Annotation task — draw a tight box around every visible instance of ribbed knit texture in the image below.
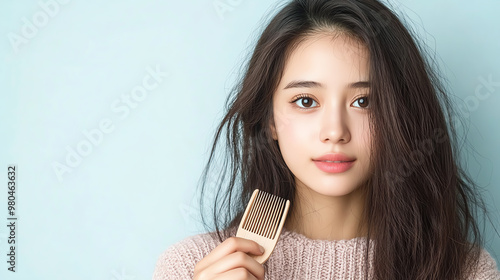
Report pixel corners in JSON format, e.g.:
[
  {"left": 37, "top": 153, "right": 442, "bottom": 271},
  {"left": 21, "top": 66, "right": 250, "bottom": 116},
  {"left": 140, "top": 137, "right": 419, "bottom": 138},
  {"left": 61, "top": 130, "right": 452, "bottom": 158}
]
[{"left": 152, "top": 227, "right": 500, "bottom": 279}]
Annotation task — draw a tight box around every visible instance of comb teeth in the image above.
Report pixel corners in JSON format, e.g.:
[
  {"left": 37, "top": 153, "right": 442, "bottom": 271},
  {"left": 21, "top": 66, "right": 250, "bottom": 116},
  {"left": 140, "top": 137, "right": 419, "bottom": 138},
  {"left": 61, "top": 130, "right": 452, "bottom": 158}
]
[{"left": 242, "top": 190, "right": 286, "bottom": 240}]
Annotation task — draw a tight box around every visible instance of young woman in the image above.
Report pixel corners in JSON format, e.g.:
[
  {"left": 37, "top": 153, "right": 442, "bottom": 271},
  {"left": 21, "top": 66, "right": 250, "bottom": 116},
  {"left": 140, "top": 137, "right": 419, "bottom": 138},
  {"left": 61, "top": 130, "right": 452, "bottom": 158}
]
[{"left": 153, "top": 0, "right": 500, "bottom": 279}]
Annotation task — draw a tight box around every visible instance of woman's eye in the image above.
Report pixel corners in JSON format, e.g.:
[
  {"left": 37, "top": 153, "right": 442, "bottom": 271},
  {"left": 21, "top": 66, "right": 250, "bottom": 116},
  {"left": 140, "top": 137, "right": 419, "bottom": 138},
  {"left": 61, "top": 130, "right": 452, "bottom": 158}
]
[
  {"left": 352, "top": 96, "right": 369, "bottom": 108},
  {"left": 293, "top": 97, "right": 318, "bottom": 109}
]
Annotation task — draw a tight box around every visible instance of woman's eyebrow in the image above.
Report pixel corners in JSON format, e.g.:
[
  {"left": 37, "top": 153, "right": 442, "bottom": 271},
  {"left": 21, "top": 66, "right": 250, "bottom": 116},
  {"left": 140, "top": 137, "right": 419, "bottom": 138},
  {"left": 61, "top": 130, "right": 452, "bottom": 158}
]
[
  {"left": 283, "top": 80, "right": 370, "bottom": 90},
  {"left": 283, "top": 80, "right": 323, "bottom": 90},
  {"left": 349, "top": 81, "right": 370, "bottom": 88}
]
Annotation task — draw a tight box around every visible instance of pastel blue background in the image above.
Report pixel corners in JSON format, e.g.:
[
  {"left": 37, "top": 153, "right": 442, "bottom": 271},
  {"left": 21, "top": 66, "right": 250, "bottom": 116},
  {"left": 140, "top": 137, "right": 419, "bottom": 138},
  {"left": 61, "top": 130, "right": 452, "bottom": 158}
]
[{"left": 0, "top": 0, "right": 498, "bottom": 279}]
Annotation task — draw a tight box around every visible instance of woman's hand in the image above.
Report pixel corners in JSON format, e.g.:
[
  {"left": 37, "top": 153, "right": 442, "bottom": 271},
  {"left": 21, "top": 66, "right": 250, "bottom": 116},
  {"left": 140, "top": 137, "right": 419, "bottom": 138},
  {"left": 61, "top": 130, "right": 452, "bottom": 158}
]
[{"left": 193, "top": 236, "right": 265, "bottom": 280}]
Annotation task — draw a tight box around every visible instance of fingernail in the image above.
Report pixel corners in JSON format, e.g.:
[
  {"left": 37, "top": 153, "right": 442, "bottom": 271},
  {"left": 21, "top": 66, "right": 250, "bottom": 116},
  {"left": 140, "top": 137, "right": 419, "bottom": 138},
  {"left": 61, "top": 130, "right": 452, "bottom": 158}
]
[{"left": 259, "top": 245, "right": 265, "bottom": 253}]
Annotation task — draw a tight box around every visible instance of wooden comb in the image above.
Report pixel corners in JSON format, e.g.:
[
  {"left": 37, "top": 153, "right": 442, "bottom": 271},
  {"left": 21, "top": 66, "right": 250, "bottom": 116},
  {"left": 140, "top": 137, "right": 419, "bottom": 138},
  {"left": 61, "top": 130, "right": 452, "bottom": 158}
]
[{"left": 236, "top": 189, "right": 290, "bottom": 264}]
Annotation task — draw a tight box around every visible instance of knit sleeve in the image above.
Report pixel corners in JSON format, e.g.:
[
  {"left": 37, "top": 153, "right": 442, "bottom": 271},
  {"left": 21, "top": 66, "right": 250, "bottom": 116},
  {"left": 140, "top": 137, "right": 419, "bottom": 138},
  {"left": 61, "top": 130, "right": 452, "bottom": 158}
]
[
  {"left": 151, "top": 234, "right": 220, "bottom": 280},
  {"left": 468, "top": 249, "right": 500, "bottom": 280}
]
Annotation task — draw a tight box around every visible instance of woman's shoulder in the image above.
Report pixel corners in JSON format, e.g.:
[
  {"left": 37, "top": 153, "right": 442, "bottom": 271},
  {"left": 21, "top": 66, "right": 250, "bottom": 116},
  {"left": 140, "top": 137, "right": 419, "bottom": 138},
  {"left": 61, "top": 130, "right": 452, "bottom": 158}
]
[
  {"left": 469, "top": 248, "right": 500, "bottom": 280},
  {"left": 152, "top": 228, "right": 236, "bottom": 280}
]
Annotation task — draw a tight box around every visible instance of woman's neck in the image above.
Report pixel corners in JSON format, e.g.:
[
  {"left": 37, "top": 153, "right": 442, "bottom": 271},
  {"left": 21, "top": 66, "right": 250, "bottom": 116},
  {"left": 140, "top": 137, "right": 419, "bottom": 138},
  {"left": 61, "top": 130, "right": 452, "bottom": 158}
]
[{"left": 284, "top": 184, "right": 367, "bottom": 241}]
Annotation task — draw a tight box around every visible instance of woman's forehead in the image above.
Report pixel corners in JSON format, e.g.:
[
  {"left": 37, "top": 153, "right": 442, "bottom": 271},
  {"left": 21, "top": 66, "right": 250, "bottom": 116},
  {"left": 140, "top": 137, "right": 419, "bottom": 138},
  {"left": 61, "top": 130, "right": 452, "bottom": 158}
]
[{"left": 278, "top": 34, "right": 370, "bottom": 89}]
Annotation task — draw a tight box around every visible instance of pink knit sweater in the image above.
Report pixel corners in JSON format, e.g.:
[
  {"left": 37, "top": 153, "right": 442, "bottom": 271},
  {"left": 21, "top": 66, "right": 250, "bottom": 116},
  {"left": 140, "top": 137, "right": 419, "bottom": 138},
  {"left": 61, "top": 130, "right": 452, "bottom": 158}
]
[{"left": 152, "top": 227, "right": 500, "bottom": 279}]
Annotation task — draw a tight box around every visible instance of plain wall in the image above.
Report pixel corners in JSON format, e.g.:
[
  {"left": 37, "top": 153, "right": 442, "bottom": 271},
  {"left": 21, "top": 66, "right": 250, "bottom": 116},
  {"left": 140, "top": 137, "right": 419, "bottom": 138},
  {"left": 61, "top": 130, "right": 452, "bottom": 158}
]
[{"left": 0, "top": 0, "right": 498, "bottom": 279}]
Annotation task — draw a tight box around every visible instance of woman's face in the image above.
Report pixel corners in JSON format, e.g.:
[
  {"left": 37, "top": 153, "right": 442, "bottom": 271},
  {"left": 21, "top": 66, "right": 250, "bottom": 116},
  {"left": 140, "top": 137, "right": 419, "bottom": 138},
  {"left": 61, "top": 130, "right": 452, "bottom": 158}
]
[{"left": 271, "top": 34, "right": 372, "bottom": 198}]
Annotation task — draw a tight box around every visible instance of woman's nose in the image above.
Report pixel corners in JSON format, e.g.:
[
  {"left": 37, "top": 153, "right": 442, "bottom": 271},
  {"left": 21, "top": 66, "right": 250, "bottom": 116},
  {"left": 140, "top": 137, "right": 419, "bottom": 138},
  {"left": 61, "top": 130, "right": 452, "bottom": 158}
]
[{"left": 319, "top": 105, "right": 351, "bottom": 144}]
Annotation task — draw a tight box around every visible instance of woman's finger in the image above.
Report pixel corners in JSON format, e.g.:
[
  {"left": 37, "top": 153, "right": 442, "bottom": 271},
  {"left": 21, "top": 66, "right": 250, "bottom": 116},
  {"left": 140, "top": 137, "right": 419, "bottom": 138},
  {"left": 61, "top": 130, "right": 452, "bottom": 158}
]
[
  {"left": 203, "top": 251, "right": 265, "bottom": 280},
  {"left": 195, "top": 237, "right": 264, "bottom": 274},
  {"left": 212, "top": 267, "right": 260, "bottom": 280}
]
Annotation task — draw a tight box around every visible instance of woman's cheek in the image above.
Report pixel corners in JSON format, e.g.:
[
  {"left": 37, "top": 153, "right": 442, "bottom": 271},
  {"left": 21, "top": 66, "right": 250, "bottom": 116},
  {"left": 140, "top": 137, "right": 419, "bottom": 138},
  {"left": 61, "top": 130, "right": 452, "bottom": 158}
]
[
  {"left": 360, "top": 118, "right": 372, "bottom": 147},
  {"left": 274, "top": 107, "right": 299, "bottom": 137},
  {"left": 278, "top": 112, "right": 315, "bottom": 139}
]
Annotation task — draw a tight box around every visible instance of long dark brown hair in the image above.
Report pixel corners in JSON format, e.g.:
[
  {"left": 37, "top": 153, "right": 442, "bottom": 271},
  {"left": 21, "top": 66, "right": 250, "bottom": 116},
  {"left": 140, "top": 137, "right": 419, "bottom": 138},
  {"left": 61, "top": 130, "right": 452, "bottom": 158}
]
[{"left": 196, "top": 0, "right": 496, "bottom": 279}]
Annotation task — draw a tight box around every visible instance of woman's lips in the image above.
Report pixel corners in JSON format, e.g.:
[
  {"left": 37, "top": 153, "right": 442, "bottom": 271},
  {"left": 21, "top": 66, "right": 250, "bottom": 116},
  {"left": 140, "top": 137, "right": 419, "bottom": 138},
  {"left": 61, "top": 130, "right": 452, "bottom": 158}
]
[
  {"left": 313, "top": 153, "right": 355, "bottom": 162},
  {"left": 313, "top": 160, "right": 355, "bottom": 173},
  {"left": 312, "top": 153, "right": 356, "bottom": 173}
]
